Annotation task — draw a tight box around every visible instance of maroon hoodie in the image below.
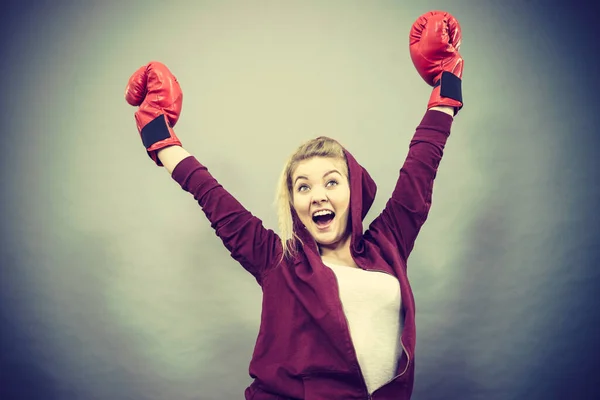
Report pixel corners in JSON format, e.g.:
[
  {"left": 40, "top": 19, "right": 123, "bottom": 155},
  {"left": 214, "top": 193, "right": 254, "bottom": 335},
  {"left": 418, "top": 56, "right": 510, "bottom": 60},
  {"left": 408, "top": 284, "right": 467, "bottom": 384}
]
[{"left": 171, "top": 110, "right": 453, "bottom": 399}]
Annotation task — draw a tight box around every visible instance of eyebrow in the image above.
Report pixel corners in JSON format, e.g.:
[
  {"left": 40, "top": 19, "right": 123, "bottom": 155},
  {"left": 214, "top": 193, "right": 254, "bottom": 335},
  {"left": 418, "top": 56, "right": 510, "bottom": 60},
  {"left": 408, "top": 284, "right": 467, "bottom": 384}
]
[{"left": 293, "top": 169, "right": 341, "bottom": 185}]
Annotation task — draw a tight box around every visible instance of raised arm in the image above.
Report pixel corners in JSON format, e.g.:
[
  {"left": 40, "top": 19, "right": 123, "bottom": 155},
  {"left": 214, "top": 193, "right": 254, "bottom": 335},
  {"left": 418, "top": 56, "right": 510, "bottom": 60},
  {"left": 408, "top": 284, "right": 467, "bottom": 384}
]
[
  {"left": 125, "top": 62, "right": 281, "bottom": 284},
  {"left": 157, "top": 145, "right": 191, "bottom": 174},
  {"left": 369, "top": 11, "right": 464, "bottom": 262},
  {"left": 371, "top": 108, "right": 453, "bottom": 261}
]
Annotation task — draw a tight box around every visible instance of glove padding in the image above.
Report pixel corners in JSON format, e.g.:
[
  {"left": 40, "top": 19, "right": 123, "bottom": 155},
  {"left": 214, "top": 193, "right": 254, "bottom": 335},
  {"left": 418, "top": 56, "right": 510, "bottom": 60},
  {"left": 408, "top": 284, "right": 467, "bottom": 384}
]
[
  {"left": 409, "top": 11, "right": 464, "bottom": 114},
  {"left": 125, "top": 61, "right": 183, "bottom": 166}
]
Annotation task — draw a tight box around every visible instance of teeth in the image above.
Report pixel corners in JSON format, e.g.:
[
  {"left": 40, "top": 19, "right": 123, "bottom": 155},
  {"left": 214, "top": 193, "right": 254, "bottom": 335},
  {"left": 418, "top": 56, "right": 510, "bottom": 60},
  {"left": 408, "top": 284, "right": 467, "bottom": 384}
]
[{"left": 313, "top": 210, "right": 333, "bottom": 217}]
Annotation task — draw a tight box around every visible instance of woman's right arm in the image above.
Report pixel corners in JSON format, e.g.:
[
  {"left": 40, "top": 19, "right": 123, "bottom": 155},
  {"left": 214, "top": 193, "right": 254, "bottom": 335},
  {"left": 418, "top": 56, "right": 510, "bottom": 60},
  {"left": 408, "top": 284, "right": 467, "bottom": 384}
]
[
  {"left": 159, "top": 145, "right": 283, "bottom": 285},
  {"left": 157, "top": 145, "right": 192, "bottom": 174},
  {"left": 125, "top": 62, "right": 281, "bottom": 284}
]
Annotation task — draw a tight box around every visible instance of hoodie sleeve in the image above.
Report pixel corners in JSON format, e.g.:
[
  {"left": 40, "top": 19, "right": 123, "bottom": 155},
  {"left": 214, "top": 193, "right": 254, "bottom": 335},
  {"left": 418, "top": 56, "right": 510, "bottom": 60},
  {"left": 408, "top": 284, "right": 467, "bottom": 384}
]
[
  {"left": 170, "top": 155, "right": 282, "bottom": 284},
  {"left": 372, "top": 109, "right": 453, "bottom": 262}
]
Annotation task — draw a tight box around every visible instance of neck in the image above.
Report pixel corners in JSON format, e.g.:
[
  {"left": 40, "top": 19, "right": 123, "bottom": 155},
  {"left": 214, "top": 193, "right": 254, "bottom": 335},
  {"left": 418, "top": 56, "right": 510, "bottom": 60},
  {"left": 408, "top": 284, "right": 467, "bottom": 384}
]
[{"left": 319, "top": 234, "right": 357, "bottom": 267}]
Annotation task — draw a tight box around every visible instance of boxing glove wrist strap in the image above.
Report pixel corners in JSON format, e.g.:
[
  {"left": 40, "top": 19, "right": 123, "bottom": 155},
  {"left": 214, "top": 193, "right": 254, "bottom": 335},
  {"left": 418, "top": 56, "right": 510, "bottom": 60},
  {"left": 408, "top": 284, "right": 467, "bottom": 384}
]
[
  {"left": 434, "top": 71, "right": 463, "bottom": 104},
  {"left": 141, "top": 115, "right": 172, "bottom": 149}
]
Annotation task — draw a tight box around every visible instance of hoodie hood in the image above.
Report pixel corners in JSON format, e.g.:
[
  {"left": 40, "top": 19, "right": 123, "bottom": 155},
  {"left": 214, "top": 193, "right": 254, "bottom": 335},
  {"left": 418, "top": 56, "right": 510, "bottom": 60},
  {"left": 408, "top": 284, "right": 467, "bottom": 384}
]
[{"left": 291, "top": 147, "right": 377, "bottom": 258}]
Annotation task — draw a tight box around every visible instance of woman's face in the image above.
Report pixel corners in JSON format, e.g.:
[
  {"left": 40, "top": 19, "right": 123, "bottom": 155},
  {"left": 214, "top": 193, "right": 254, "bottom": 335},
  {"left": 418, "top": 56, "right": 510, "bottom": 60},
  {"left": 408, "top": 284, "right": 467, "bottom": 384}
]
[{"left": 291, "top": 156, "right": 351, "bottom": 251}]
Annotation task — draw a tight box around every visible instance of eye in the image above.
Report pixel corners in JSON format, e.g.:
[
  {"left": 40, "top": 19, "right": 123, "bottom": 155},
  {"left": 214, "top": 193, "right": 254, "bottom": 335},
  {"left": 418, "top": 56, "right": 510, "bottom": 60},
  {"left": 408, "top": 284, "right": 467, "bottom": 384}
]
[
  {"left": 297, "top": 184, "right": 309, "bottom": 192},
  {"left": 326, "top": 179, "right": 338, "bottom": 187}
]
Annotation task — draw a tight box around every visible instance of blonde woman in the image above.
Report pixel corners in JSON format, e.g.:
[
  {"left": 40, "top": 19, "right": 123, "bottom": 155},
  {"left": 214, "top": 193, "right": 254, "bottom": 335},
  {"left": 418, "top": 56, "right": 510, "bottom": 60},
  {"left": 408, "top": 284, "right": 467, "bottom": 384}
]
[{"left": 125, "top": 10, "right": 464, "bottom": 400}]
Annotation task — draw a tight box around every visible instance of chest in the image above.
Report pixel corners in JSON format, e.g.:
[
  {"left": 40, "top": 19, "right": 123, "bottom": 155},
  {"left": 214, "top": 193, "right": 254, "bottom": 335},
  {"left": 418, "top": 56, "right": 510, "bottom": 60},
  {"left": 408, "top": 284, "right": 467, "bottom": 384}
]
[{"left": 325, "top": 263, "right": 401, "bottom": 316}]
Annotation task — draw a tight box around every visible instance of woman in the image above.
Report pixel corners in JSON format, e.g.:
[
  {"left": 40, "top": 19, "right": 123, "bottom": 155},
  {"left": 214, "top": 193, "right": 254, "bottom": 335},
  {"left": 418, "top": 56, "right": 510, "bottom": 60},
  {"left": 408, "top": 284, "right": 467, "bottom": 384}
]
[{"left": 125, "top": 10, "right": 463, "bottom": 400}]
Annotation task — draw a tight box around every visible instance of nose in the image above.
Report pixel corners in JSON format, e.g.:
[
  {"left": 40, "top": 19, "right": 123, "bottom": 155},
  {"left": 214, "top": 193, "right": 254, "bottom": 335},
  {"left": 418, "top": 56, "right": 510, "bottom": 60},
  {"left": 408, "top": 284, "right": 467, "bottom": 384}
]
[{"left": 311, "top": 186, "right": 328, "bottom": 204}]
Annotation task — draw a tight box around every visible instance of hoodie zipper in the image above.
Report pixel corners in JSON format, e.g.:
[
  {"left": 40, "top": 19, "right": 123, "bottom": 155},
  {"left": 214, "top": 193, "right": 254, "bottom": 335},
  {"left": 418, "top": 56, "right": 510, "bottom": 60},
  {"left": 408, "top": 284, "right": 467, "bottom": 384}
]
[
  {"left": 327, "top": 266, "right": 412, "bottom": 399},
  {"left": 329, "top": 265, "right": 412, "bottom": 399},
  {"left": 364, "top": 267, "right": 412, "bottom": 399},
  {"left": 327, "top": 269, "right": 371, "bottom": 399},
  {"left": 362, "top": 268, "right": 412, "bottom": 376}
]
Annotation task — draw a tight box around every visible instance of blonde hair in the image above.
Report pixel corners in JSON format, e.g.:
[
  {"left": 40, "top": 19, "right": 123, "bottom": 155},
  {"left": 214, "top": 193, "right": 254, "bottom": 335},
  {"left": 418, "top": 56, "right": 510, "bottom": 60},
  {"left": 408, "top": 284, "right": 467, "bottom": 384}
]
[{"left": 275, "top": 136, "right": 348, "bottom": 260}]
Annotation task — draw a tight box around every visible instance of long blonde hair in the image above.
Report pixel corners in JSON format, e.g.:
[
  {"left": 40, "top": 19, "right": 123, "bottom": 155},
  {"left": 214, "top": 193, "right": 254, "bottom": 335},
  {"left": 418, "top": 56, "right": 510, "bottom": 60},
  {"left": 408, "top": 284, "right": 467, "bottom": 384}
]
[{"left": 275, "top": 136, "right": 348, "bottom": 260}]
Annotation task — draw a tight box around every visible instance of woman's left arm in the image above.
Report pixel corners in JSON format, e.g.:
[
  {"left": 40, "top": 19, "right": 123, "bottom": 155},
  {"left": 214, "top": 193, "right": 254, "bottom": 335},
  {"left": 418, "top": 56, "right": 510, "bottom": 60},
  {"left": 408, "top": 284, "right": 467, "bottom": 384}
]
[
  {"left": 370, "top": 106, "right": 453, "bottom": 261},
  {"left": 368, "top": 10, "right": 464, "bottom": 263}
]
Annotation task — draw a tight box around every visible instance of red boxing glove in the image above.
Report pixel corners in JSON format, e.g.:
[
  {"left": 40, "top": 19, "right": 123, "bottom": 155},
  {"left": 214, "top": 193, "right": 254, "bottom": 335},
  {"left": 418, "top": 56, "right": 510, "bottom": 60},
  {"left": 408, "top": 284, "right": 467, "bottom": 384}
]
[
  {"left": 409, "top": 11, "right": 464, "bottom": 114},
  {"left": 125, "top": 62, "right": 183, "bottom": 166}
]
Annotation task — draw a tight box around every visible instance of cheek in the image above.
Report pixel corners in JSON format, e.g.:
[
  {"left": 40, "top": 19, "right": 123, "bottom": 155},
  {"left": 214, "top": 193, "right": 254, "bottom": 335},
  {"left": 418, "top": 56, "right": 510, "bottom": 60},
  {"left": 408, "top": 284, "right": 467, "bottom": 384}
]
[
  {"left": 337, "top": 196, "right": 351, "bottom": 222},
  {"left": 292, "top": 196, "right": 308, "bottom": 215},
  {"left": 333, "top": 189, "right": 351, "bottom": 210}
]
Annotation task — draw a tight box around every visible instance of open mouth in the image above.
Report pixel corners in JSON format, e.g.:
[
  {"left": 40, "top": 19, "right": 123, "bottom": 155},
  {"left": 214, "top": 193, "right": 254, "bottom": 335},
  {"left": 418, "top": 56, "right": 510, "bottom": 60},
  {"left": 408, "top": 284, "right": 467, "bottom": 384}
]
[{"left": 312, "top": 210, "right": 335, "bottom": 228}]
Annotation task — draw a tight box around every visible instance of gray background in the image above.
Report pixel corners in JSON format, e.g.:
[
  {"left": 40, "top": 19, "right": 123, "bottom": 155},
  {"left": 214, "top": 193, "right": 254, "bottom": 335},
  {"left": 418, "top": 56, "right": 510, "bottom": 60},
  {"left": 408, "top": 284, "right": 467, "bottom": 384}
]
[{"left": 1, "top": 0, "right": 599, "bottom": 399}]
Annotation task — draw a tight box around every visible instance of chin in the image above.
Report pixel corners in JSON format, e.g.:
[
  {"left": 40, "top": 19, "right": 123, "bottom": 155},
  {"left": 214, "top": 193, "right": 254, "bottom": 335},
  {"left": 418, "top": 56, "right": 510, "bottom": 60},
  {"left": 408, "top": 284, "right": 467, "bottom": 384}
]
[{"left": 313, "top": 233, "right": 341, "bottom": 247}]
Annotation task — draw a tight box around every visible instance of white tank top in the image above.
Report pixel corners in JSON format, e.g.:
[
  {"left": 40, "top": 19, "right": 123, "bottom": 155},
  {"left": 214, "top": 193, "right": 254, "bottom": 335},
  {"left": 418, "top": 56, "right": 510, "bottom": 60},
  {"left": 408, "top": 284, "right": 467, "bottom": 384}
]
[{"left": 324, "top": 261, "right": 404, "bottom": 394}]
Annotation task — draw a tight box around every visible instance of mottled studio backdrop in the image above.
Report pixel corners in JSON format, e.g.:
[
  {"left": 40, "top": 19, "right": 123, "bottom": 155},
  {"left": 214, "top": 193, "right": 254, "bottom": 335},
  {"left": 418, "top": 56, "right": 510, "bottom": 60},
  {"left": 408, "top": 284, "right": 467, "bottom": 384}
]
[{"left": 1, "top": 0, "right": 599, "bottom": 399}]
